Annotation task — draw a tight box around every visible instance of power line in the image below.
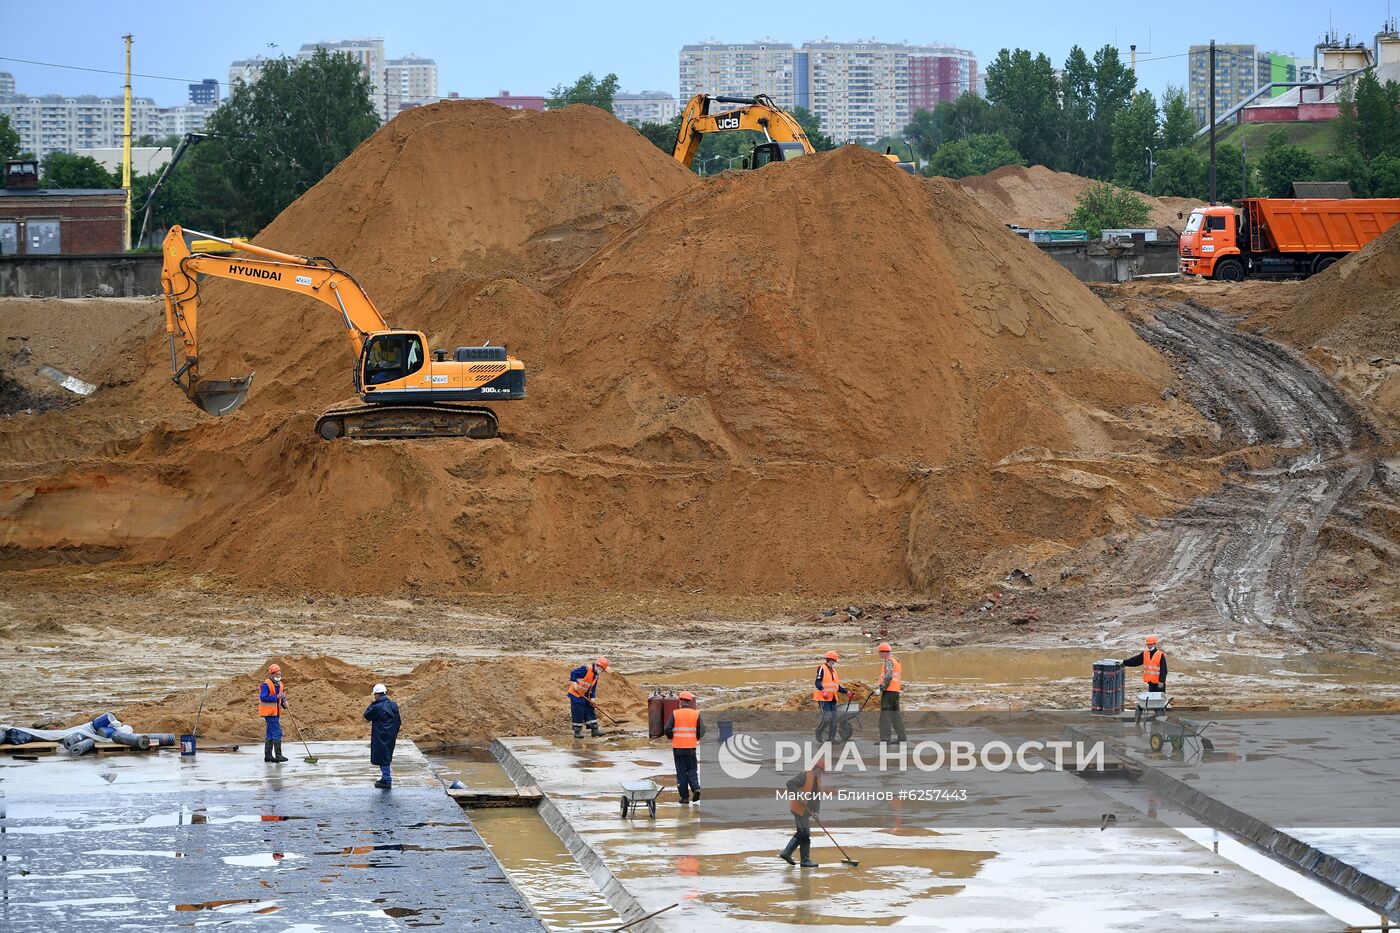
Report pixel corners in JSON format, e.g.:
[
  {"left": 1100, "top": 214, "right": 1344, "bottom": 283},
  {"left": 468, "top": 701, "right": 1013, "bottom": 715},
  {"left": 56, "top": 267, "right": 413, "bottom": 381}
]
[{"left": 0, "top": 55, "right": 212, "bottom": 87}]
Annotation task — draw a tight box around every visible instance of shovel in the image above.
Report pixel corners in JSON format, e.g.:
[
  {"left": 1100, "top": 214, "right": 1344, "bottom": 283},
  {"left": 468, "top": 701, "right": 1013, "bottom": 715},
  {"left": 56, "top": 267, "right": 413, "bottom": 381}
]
[
  {"left": 813, "top": 813, "right": 860, "bottom": 867},
  {"left": 284, "top": 707, "right": 318, "bottom": 765}
]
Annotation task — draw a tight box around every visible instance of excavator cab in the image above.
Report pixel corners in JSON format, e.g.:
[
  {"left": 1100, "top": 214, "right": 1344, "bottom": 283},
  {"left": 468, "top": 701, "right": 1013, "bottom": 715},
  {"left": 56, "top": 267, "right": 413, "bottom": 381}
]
[{"left": 746, "top": 141, "right": 810, "bottom": 170}]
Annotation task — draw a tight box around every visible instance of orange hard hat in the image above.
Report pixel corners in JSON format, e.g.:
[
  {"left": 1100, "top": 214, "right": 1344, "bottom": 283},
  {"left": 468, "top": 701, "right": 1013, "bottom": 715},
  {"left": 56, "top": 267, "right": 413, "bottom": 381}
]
[
  {"left": 678, "top": 691, "right": 694, "bottom": 701},
  {"left": 268, "top": 663, "right": 281, "bottom": 674},
  {"left": 824, "top": 650, "right": 839, "bottom": 662},
  {"left": 877, "top": 642, "right": 891, "bottom": 652},
  {"left": 1145, "top": 635, "right": 1159, "bottom": 646},
  {"left": 596, "top": 657, "right": 610, "bottom": 669}
]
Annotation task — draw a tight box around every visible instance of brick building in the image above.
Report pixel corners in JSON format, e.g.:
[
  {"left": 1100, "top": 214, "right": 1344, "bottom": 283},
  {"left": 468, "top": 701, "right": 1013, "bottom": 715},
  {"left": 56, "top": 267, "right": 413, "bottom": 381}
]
[{"left": 0, "top": 161, "right": 126, "bottom": 256}]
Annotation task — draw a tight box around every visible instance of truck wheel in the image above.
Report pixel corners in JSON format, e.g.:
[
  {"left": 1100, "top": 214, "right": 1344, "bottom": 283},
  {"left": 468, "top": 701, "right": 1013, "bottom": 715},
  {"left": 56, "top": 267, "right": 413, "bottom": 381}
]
[
  {"left": 1212, "top": 259, "right": 1245, "bottom": 282},
  {"left": 1312, "top": 255, "right": 1338, "bottom": 275}
]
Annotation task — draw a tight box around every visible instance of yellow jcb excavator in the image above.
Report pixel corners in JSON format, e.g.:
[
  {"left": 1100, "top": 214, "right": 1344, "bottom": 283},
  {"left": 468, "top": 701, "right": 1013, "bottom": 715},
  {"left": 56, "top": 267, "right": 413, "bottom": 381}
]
[
  {"left": 672, "top": 94, "right": 916, "bottom": 173},
  {"left": 160, "top": 225, "right": 525, "bottom": 440}
]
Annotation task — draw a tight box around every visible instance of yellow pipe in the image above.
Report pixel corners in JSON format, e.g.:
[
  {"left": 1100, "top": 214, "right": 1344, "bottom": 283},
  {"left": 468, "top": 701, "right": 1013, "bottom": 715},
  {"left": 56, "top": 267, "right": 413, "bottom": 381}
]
[{"left": 122, "top": 34, "right": 133, "bottom": 250}]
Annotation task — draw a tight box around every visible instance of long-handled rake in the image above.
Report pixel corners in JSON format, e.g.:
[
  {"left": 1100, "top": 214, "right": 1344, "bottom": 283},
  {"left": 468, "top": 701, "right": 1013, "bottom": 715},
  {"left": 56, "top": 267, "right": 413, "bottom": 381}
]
[
  {"left": 284, "top": 707, "right": 319, "bottom": 764},
  {"left": 813, "top": 813, "right": 860, "bottom": 867}
]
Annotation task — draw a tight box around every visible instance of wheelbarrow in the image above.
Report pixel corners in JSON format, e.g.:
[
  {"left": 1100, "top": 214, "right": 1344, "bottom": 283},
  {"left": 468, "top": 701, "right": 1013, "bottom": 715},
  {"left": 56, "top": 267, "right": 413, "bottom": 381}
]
[
  {"left": 1148, "top": 717, "right": 1217, "bottom": 755},
  {"left": 814, "top": 691, "right": 877, "bottom": 743},
  {"left": 619, "top": 779, "right": 666, "bottom": 818}
]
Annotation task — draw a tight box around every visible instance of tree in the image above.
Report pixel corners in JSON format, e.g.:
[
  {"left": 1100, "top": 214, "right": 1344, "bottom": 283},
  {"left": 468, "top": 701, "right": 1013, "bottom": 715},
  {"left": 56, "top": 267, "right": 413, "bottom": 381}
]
[
  {"left": 40, "top": 152, "right": 117, "bottom": 189},
  {"left": 1347, "top": 69, "right": 1400, "bottom": 160},
  {"left": 790, "top": 105, "right": 835, "bottom": 151},
  {"left": 1368, "top": 153, "right": 1400, "bottom": 196},
  {"left": 925, "top": 132, "right": 1024, "bottom": 178},
  {"left": 0, "top": 114, "right": 19, "bottom": 162},
  {"left": 1213, "top": 142, "right": 1249, "bottom": 202},
  {"left": 548, "top": 73, "right": 620, "bottom": 113},
  {"left": 203, "top": 49, "right": 379, "bottom": 233},
  {"left": 1257, "top": 128, "right": 1318, "bottom": 197},
  {"left": 1148, "top": 148, "right": 1206, "bottom": 198},
  {"left": 1058, "top": 45, "right": 1095, "bottom": 175},
  {"left": 1160, "top": 85, "right": 1196, "bottom": 149},
  {"left": 985, "top": 48, "right": 1061, "bottom": 168},
  {"left": 1088, "top": 45, "right": 1136, "bottom": 171},
  {"left": 1066, "top": 183, "right": 1151, "bottom": 237},
  {"left": 903, "top": 108, "right": 940, "bottom": 160},
  {"left": 632, "top": 117, "right": 680, "bottom": 153},
  {"left": 935, "top": 93, "right": 995, "bottom": 144},
  {"left": 1112, "top": 90, "right": 1160, "bottom": 190}
]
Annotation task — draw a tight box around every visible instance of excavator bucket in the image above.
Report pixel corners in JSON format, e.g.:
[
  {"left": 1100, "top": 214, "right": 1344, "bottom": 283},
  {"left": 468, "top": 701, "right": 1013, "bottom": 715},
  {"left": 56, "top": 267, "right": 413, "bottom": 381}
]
[{"left": 192, "top": 374, "right": 255, "bottom": 417}]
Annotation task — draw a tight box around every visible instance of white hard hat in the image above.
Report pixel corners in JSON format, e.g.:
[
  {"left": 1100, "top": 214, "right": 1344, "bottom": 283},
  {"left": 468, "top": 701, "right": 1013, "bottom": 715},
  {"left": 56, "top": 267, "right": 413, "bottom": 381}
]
[{"left": 372, "top": 683, "right": 387, "bottom": 694}]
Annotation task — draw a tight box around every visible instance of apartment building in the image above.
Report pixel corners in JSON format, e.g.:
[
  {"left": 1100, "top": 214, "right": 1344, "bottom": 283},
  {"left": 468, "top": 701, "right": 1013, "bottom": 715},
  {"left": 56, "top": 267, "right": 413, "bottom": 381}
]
[
  {"left": 385, "top": 55, "right": 439, "bottom": 115},
  {"left": 679, "top": 41, "right": 801, "bottom": 109},
  {"left": 0, "top": 94, "right": 160, "bottom": 160},
  {"left": 298, "top": 39, "right": 387, "bottom": 117},
  {"left": 908, "top": 48, "right": 978, "bottom": 110},
  {"left": 228, "top": 57, "right": 271, "bottom": 90},
  {"left": 614, "top": 91, "right": 679, "bottom": 124},
  {"left": 1188, "top": 43, "right": 1272, "bottom": 124}
]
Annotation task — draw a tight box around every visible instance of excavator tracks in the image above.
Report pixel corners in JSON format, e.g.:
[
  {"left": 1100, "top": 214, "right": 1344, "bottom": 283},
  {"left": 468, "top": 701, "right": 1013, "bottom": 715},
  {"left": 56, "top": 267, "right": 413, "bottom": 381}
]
[{"left": 315, "top": 403, "right": 499, "bottom": 441}]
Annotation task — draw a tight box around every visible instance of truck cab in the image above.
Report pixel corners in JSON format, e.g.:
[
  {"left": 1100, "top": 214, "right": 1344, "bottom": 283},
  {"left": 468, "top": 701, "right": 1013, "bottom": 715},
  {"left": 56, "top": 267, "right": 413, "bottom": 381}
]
[{"left": 1178, "top": 206, "right": 1243, "bottom": 279}]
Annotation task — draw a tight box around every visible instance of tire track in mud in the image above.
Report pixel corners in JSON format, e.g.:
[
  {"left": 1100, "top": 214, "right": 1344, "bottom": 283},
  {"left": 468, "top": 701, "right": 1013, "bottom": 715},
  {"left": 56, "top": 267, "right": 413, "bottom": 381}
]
[{"left": 1115, "top": 301, "right": 1377, "bottom": 638}]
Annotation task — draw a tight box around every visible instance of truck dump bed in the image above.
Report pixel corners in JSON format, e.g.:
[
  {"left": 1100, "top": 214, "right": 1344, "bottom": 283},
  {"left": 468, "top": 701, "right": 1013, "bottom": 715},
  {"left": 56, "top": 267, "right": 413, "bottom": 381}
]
[{"left": 1246, "top": 198, "right": 1400, "bottom": 254}]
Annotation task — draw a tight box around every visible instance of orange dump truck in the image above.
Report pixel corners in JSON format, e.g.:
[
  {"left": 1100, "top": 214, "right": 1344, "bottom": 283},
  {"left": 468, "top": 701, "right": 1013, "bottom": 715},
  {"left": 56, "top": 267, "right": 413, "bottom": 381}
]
[{"left": 1178, "top": 198, "right": 1400, "bottom": 280}]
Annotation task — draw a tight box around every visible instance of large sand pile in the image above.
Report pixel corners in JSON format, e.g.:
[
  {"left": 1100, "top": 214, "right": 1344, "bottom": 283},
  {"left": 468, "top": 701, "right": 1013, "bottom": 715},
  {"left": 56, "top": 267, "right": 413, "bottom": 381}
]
[
  {"left": 105, "top": 656, "right": 651, "bottom": 744},
  {"left": 960, "top": 164, "right": 1200, "bottom": 231},
  {"left": 1, "top": 108, "right": 1215, "bottom": 598}
]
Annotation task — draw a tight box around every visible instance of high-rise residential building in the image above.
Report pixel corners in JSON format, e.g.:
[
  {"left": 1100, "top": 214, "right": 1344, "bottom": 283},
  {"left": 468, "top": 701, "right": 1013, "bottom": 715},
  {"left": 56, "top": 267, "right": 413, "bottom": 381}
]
[
  {"left": 158, "top": 103, "right": 218, "bottom": 136},
  {"left": 0, "top": 94, "right": 160, "bottom": 159},
  {"left": 908, "top": 48, "right": 978, "bottom": 111},
  {"left": 0, "top": 73, "right": 15, "bottom": 97},
  {"left": 228, "top": 57, "right": 270, "bottom": 90},
  {"left": 805, "top": 41, "right": 928, "bottom": 143},
  {"left": 613, "top": 91, "right": 679, "bottom": 125},
  {"left": 384, "top": 55, "right": 439, "bottom": 115},
  {"left": 1188, "top": 43, "right": 1272, "bottom": 124},
  {"left": 298, "top": 38, "right": 387, "bottom": 117},
  {"left": 679, "top": 41, "right": 800, "bottom": 109},
  {"left": 188, "top": 78, "right": 220, "bottom": 105}
]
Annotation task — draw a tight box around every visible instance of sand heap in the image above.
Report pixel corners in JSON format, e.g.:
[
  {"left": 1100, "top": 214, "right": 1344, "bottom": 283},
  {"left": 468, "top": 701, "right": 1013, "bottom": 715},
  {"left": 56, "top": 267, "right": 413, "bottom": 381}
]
[
  {"left": 959, "top": 164, "right": 1200, "bottom": 231},
  {"left": 1, "top": 116, "right": 1216, "bottom": 597},
  {"left": 109, "top": 656, "right": 651, "bottom": 744}
]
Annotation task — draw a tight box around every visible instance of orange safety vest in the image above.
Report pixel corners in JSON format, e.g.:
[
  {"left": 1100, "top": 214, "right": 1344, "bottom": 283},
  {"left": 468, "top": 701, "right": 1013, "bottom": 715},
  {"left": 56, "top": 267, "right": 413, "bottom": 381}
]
[
  {"left": 671, "top": 707, "right": 699, "bottom": 749},
  {"left": 1142, "top": 649, "right": 1163, "bottom": 684},
  {"left": 812, "top": 663, "right": 840, "bottom": 702},
  {"left": 881, "top": 656, "right": 902, "bottom": 693},
  {"left": 568, "top": 665, "right": 599, "bottom": 699},
  {"left": 790, "top": 769, "right": 820, "bottom": 816},
  {"left": 259, "top": 679, "right": 283, "bottom": 717}
]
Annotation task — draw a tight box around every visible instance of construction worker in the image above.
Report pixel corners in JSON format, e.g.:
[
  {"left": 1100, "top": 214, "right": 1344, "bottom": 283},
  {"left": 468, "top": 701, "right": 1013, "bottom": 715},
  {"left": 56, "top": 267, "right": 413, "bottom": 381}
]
[
  {"left": 567, "top": 657, "right": 610, "bottom": 738},
  {"left": 259, "top": 663, "right": 288, "bottom": 763},
  {"left": 664, "top": 691, "right": 706, "bottom": 804},
  {"left": 813, "top": 651, "right": 848, "bottom": 743},
  {"left": 779, "top": 758, "right": 824, "bottom": 867},
  {"left": 876, "top": 642, "right": 907, "bottom": 745},
  {"left": 364, "top": 683, "right": 401, "bottom": 790},
  {"left": 1123, "top": 635, "right": 1168, "bottom": 693}
]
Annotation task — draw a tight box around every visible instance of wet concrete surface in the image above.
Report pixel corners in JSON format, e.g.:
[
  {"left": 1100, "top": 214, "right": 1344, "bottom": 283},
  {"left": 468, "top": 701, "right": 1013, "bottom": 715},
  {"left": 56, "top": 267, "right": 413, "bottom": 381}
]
[
  {"left": 494, "top": 735, "right": 1340, "bottom": 931},
  {"left": 0, "top": 742, "right": 543, "bottom": 930}
]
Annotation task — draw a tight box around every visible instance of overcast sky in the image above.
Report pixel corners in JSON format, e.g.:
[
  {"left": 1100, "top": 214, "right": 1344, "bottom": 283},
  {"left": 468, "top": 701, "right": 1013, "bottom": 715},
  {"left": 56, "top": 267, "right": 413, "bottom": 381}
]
[{"left": 2, "top": 0, "right": 1385, "bottom": 107}]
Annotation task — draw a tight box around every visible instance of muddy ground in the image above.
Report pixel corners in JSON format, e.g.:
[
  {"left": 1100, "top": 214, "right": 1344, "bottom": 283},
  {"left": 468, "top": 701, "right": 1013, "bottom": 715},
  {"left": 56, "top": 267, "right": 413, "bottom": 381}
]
[{"left": 4, "top": 281, "right": 1398, "bottom": 736}]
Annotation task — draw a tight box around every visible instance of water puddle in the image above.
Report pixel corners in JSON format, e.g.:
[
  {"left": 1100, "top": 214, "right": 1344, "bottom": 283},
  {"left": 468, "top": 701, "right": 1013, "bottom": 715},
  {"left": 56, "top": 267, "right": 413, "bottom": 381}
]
[
  {"left": 221, "top": 852, "right": 303, "bottom": 868},
  {"left": 174, "top": 898, "right": 280, "bottom": 913}
]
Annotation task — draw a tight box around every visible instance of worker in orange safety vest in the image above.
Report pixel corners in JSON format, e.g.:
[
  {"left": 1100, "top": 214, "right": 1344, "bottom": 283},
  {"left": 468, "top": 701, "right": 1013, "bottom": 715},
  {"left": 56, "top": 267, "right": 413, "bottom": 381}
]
[
  {"left": 664, "top": 691, "right": 706, "bottom": 804},
  {"left": 1123, "top": 635, "right": 1168, "bottom": 693},
  {"left": 778, "top": 757, "right": 825, "bottom": 867},
  {"left": 567, "top": 657, "right": 609, "bottom": 738},
  {"left": 259, "top": 663, "right": 288, "bottom": 763},
  {"left": 876, "top": 642, "right": 907, "bottom": 746},
  {"left": 813, "top": 650, "right": 848, "bottom": 743}
]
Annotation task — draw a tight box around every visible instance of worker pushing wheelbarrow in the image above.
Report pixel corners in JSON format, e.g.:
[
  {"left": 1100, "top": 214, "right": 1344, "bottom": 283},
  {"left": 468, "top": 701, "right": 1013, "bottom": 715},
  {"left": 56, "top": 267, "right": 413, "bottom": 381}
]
[{"left": 812, "top": 651, "right": 875, "bottom": 743}]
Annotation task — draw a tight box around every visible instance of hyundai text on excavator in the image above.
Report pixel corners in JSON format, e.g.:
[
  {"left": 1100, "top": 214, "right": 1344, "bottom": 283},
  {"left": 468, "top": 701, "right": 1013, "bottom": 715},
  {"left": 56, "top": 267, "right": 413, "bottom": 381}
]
[
  {"left": 160, "top": 225, "right": 525, "bottom": 440},
  {"left": 672, "top": 93, "right": 916, "bottom": 173}
]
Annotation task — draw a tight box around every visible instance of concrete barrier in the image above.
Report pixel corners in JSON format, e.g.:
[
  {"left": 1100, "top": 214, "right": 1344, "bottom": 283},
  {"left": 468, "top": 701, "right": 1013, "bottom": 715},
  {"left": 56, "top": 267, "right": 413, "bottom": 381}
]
[
  {"left": 0, "top": 254, "right": 163, "bottom": 298},
  {"left": 1035, "top": 240, "right": 1180, "bottom": 283}
]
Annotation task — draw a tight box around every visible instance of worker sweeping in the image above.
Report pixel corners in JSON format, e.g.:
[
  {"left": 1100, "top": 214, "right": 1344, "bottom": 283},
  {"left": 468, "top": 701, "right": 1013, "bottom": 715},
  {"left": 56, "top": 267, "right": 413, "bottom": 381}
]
[
  {"left": 813, "top": 651, "right": 847, "bottom": 743},
  {"left": 568, "top": 657, "right": 609, "bottom": 738},
  {"left": 876, "top": 642, "right": 907, "bottom": 746},
  {"left": 779, "top": 758, "right": 824, "bottom": 867},
  {"left": 259, "top": 663, "right": 288, "bottom": 764},
  {"left": 1123, "top": 635, "right": 1168, "bottom": 693},
  {"left": 364, "top": 683, "right": 401, "bottom": 789},
  {"left": 664, "top": 691, "right": 706, "bottom": 804}
]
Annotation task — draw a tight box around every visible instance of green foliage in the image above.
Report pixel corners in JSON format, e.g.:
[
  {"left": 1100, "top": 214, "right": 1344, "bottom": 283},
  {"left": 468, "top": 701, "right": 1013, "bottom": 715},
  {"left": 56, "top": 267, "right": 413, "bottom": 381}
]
[
  {"left": 1066, "top": 183, "right": 1151, "bottom": 238},
  {"left": 1160, "top": 85, "right": 1196, "bottom": 149},
  {"left": 1057, "top": 45, "right": 1136, "bottom": 178},
  {"left": 1347, "top": 69, "right": 1400, "bottom": 160},
  {"left": 925, "top": 132, "right": 1024, "bottom": 178},
  {"left": 548, "top": 73, "right": 620, "bottom": 113},
  {"left": 0, "top": 114, "right": 20, "bottom": 162},
  {"left": 205, "top": 49, "right": 379, "bottom": 233},
  {"left": 1257, "top": 128, "right": 1319, "bottom": 197},
  {"left": 903, "top": 108, "right": 940, "bottom": 160},
  {"left": 790, "top": 106, "right": 835, "bottom": 151},
  {"left": 1211, "top": 143, "right": 1250, "bottom": 201},
  {"left": 40, "top": 152, "right": 118, "bottom": 189},
  {"left": 1367, "top": 153, "right": 1400, "bottom": 196},
  {"left": 1111, "top": 91, "right": 1160, "bottom": 190},
  {"left": 984, "top": 48, "right": 1061, "bottom": 168},
  {"left": 632, "top": 117, "right": 680, "bottom": 153},
  {"left": 1148, "top": 148, "right": 1206, "bottom": 198}
]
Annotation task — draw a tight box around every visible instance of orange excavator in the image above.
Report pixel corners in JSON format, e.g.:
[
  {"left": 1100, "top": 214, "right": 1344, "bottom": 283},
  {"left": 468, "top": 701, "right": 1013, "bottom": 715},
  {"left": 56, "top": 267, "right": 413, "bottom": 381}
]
[
  {"left": 672, "top": 94, "right": 916, "bottom": 173},
  {"left": 160, "top": 225, "right": 525, "bottom": 440}
]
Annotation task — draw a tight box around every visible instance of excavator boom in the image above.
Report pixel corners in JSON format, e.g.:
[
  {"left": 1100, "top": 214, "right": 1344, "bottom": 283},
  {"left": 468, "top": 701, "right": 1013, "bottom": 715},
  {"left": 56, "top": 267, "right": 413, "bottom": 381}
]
[{"left": 672, "top": 94, "right": 813, "bottom": 169}]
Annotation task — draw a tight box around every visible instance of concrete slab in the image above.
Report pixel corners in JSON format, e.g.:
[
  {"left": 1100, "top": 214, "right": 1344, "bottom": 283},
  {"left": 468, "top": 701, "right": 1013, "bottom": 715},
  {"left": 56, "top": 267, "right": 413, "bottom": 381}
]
[
  {"left": 494, "top": 735, "right": 1340, "bottom": 932},
  {"left": 1071, "top": 713, "right": 1400, "bottom": 915},
  {"left": 0, "top": 741, "right": 544, "bottom": 929}
]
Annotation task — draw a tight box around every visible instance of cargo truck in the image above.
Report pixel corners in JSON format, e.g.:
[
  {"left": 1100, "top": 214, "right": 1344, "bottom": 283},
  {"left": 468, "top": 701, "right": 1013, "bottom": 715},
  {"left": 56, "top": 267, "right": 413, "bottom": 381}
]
[{"left": 1178, "top": 197, "right": 1400, "bottom": 280}]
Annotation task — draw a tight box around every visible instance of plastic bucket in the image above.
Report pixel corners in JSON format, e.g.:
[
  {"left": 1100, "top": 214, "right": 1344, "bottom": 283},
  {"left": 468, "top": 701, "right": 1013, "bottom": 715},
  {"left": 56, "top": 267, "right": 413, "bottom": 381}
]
[
  {"left": 180, "top": 733, "right": 197, "bottom": 756},
  {"left": 718, "top": 720, "right": 734, "bottom": 743}
]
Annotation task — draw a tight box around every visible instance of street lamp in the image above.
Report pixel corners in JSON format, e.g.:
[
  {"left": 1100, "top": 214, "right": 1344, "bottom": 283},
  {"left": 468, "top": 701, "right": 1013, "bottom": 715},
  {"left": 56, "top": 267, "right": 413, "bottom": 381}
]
[
  {"left": 699, "top": 155, "right": 726, "bottom": 176},
  {"left": 1145, "top": 146, "right": 1156, "bottom": 184}
]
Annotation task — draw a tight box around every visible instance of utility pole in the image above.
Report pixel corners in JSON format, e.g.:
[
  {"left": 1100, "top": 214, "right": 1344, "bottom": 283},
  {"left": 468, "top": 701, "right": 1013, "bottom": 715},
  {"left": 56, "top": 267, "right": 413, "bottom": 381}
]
[
  {"left": 122, "top": 34, "right": 133, "bottom": 251},
  {"left": 1241, "top": 138, "right": 1248, "bottom": 198},
  {"left": 1208, "top": 39, "right": 1217, "bottom": 205},
  {"left": 1130, "top": 44, "right": 1137, "bottom": 71}
]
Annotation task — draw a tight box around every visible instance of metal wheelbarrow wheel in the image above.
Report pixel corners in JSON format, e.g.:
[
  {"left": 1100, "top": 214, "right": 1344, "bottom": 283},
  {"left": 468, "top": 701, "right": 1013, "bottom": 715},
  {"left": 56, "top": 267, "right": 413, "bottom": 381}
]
[{"left": 1149, "top": 732, "right": 1165, "bottom": 752}]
